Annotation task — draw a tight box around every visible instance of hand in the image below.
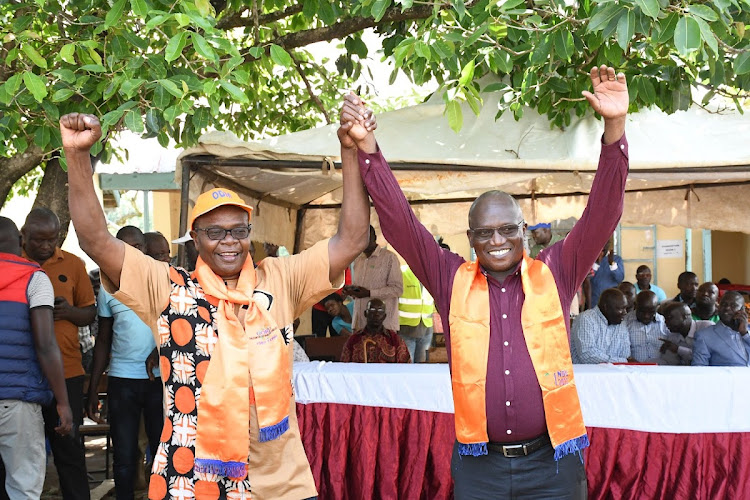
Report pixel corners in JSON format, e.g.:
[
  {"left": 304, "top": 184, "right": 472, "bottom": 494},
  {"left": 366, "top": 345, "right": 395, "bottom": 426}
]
[
  {"left": 55, "top": 403, "right": 73, "bottom": 436},
  {"left": 659, "top": 338, "right": 678, "bottom": 354},
  {"left": 53, "top": 296, "right": 72, "bottom": 322},
  {"left": 86, "top": 394, "right": 105, "bottom": 424},
  {"left": 734, "top": 308, "right": 748, "bottom": 335},
  {"left": 145, "top": 348, "right": 159, "bottom": 382},
  {"left": 263, "top": 242, "right": 279, "bottom": 257},
  {"left": 608, "top": 248, "right": 615, "bottom": 266},
  {"left": 581, "top": 65, "right": 628, "bottom": 120},
  {"left": 627, "top": 356, "right": 637, "bottom": 363},
  {"left": 338, "top": 92, "right": 377, "bottom": 152},
  {"left": 60, "top": 113, "right": 102, "bottom": 153},
  {"left": 343, "top": 285, "right": 369, "bottom": 298}
]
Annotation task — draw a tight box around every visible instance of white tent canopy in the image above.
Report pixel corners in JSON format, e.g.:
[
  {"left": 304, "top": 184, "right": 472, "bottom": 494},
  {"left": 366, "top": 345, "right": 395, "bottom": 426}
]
[{"left": 177, "top": 91, "right": 750, "bottom": 252}]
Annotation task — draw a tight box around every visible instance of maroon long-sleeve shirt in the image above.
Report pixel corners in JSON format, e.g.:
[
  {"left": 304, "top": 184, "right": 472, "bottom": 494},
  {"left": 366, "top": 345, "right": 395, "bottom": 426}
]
[{"left": 358, "top": 135, "right": 629, "bottom": 442}]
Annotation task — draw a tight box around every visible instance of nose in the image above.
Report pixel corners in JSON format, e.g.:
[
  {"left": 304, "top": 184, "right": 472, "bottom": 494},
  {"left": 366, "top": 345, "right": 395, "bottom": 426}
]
[{"left": 489, "top": 229, "right": 507, "bottom": 245}]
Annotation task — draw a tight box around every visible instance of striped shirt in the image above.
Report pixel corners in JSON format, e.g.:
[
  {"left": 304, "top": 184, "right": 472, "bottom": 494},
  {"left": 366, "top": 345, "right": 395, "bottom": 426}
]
[
  {"left": 625, "top": 310, "right": 669, "bottom": 362},
  {"left": 351, "top": 246, "right": 403, "bottom": 332},
  {"left": 571, "top": 307, "right": 630, "bottom": 364}
]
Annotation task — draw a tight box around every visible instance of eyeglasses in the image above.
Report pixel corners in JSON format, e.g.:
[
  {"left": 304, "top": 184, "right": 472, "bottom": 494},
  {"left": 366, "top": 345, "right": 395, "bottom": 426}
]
[
  {"left": 469, "top": 221, "right": 524, "bottom": 241},
  {"left": 194, "top": 225, "right": 252, "bottom": 241}
]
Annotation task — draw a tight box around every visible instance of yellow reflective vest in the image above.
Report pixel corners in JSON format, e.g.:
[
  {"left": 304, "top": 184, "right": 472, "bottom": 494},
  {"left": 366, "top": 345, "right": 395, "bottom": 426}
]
[{"left": 398, "top": 265, "right": 434, "bottom": 327}]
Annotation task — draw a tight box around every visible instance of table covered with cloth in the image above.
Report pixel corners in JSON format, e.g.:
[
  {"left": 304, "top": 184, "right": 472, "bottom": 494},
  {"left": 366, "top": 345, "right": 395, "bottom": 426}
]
[{"left": 292, "top": 362, "right": 750, "bottom": 500}]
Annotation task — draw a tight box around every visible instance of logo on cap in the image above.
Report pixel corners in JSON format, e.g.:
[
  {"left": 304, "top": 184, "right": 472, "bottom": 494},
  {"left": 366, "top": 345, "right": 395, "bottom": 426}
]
[{"left": 212, "top": 190, "right": 233, "bottom": 200}]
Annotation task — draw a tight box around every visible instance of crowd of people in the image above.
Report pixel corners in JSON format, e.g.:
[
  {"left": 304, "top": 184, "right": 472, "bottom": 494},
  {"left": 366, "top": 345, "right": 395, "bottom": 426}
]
[{"left": 0, "top": 65, "right": 747, "bottom": 500}]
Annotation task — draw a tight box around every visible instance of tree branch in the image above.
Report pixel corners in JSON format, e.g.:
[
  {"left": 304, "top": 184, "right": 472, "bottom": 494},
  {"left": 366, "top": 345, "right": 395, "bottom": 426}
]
[
  {"left": 0, "top": 144, "right": 44, "bottom": 210},
  {"left": 291, "top": 54, "right": 332, "bottom": 124},
  {"left": 216, "top": 3, "right": 304, "bottom": 30}
]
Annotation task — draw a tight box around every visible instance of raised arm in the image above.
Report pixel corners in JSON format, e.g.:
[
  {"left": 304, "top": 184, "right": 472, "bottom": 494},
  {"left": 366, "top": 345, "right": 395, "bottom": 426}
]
[
  {"left": 327, "top": 93, "right": 372, "bottom": 283},
  {"left": 61, "top": 114, "right": 125, "bottom": 287}
]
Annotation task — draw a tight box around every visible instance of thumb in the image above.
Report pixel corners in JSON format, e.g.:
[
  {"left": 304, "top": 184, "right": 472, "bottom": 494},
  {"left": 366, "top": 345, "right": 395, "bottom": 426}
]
[{"left": 581, "top": 91, "right": 600, "bottom": 112}]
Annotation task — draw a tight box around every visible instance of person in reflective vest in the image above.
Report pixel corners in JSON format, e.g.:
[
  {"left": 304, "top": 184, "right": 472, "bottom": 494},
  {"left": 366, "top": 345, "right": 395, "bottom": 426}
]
[{"left": 398, "top": 264, "right": 435, "bottom": 362}]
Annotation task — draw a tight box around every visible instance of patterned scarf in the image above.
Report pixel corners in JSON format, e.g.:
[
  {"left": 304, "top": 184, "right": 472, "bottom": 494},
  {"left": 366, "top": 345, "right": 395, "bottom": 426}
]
[
  {"left": 448, "top": 253, "right": 588, "bottom": 459},
  {"left": 193, "top": 255, "right": 291, "bottom": 479}
]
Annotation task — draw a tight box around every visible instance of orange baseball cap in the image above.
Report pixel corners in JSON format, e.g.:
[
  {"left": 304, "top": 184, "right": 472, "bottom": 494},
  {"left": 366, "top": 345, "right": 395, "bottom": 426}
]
[{"left": 189, "top": 188, "right": 253, "bottom": 229}]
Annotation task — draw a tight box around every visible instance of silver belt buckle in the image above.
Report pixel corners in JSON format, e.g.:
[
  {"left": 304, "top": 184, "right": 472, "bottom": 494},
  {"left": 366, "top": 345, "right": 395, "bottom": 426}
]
[{"left": 501, "top": 443, "right": 527, "bottom": 457}]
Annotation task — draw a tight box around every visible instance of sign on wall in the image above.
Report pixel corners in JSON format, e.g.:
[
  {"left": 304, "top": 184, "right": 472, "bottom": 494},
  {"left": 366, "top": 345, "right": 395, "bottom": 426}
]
[{"left": 656, "top": 240, "right": 684, "bottom": 259}]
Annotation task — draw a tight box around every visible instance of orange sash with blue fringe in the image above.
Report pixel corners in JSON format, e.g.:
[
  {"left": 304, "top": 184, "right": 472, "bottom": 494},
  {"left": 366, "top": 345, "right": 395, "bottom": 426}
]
[
  {"left": 193, "top": 255, "right": 291, "bottom": 480},
  {"left": 448, "top": 253, "right": 588, "bottom": 459}
]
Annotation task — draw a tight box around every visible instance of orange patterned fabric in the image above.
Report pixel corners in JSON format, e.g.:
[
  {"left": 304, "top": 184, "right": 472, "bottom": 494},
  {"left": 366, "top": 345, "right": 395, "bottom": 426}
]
[{"left": 448, "top": 254, "right": 588, "bottom": 458}]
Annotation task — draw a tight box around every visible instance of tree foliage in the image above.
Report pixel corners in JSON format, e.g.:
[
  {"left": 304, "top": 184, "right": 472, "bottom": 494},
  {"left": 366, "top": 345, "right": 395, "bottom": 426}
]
[{"left": 2, "top": 0, "right": 750, "bottom": 208}]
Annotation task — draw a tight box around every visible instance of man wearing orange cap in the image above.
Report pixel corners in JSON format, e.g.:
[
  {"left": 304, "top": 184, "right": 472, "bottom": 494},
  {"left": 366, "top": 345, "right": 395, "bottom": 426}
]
[{"left": 60, "top": 107, "right": 371, "bottom": 499}]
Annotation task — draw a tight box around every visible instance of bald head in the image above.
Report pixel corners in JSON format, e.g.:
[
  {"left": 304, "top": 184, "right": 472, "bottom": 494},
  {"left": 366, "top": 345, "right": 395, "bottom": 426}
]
[
  {"left": 468, "top": 190, "right": 522, "bottom": 228},
  {"left": 0, "top": 217, "right": 21, "bottom": 256}
]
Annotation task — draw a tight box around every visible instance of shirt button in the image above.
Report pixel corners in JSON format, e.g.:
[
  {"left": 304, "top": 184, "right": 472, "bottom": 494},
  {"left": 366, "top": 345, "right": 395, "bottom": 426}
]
[
  {"left": 365, "top": 159, "right": 370, "bottom": 164},
  {"left": 504, "top": 341, "right": 509, "bottom": 346},
  {"left": 502, "top": 314, "right": 507, "bottom": 319},
  {"left": 501, "top": 288, "right": 506, "bottom": 292},
  {"left": 505, "top": 370, "right": 510, "bottom": 375},
  {"left": 506, "top": 401, "right": 511, "bottom": 406},
  {"left": 620, "top": 144, "right": 625, "bottom": 150},
  {"left": 506, "top": 429, "right": 512, "bottom": 435}
]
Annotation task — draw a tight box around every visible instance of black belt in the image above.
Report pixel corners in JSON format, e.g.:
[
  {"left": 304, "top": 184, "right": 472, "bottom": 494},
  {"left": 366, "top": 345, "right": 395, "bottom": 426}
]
[{"left": 487, "top": 434, "right": 551, "bottom": 458}]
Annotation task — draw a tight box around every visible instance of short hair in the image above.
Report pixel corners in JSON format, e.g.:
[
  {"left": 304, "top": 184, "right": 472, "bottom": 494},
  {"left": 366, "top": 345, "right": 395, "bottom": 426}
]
[
  {"left": 144, "top": 231, "right": 167, "bottom": 246},
  {"left": 0, "top": 216, "right": 21, "bottom": 254},
  {"left": 721, "top": 290, "right": 745, "bottom": 304},
  {"left": 677, "top": 271, "right": 697, "bottom": 285},
  {"left": 323, "top": 293, "right": 343, "bottom": 304},
  {"left": 635, "top": 290, "right": 657, "bottom": 307},
  {"left": 636, "top": 265, "right": 651, "bottom": 274},
  {"left": 115, "top": 225, "right": 144, "bottom": 241},
  {"left": 598, "top": 288, "right": 624, "bottom": 308},
  {"left": 663, "top": 301, "right": 690, "bottom": 318},
  {"left": 23, "top": 207, "right": 60, "bottom": 230}
]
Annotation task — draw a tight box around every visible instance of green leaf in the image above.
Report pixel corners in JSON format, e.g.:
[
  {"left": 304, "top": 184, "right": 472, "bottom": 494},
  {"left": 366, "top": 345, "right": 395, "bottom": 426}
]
[
  {"left": 21, "top": 44, "right": 48, "bottom": 69},
  {"left": 693, "top": 15, "right": 718, "bottom": 55},
  {"left": 445, "top": 99, "right": 463, "bottom": 133},
  {"left": 105, "top": 0, "right": 128, "bottom": 27},
  {"left": 553, "top": 29, "right": 574, "bottom": 61},
  {"left": 125, "top": 109, "right": 146, "bottom": 134},
  {"left": 22, "top": 71, "right": 47, "bottom": 103},
  {"left": 218, "top": 80, "right": 249, "bottom": 104},
  {"left": 482, "top": 82, "right": 509, "bottom": 93},
  {"left": 674, "top": 17, "right": 701, "bottom": 55},
  {"left": 101, "top": 109, "right": 125, "bottom": 128},
  {"left": 131, "top": 0, "right": 150, "bottom": 18},
  {"left": 34, "top": 126, "right": 51, "bottom": 149},
  {"left": 195, "top": 0, "right": 211, "bottom": 16},
  {"left": 616, "top": 10, "right": 635, "bottom": 50},
  {"left": 5, "top": 74, "right": 22, "bottom": 95},
  {"left": 52, "top": 69, "right": 76, "bottom": 84},
  {"left": 458, "top": 59, "right": 475, "bottom": 86},
  {"left": 588, "top": 4, "right": 621, "bottom": 33},
  {"left": 499, "top": 0, "right": 525, "bottom": 12},
  {"left": 120, "top": 78, "right": 146, "bottom": 98},
  {"left": 318, "top": 2, "right": 335, "bottom": 24},
  {"left": 655, "top": 13, "right": 678, "bottom": 44},
  {"left": 80, "top": 64, "right": 106, "bottom": 72},
  {"left": 734, "top": 52, "right": 750, "bottom": 75},
  {"left": 191, "top": 33, "right": 217, "bottom": 61},
  {"left": 159, "top": 79, "right": 184, "bottom": 98},
  {"left": 248, "top": 46, "right": 263, "bottom": 59},
  {"left": 165, "top": 32, "right": 189, "bottom": 63},
  {"left": 60, "top": 44, "right": 76, "bottom": 64},
  {"left": 372, "top": 0, "right": 391, "bottom": 22},
  {"left": 269, "top": 44, "right": 292, "bottom": 68},
  {"left": 174, "top": 13, "right": 190, "bottom": 27},
  {"left": 51, "top": 88, "right": 75, "bottom": 102},
  {"left": 634, "top": 0, "right": 660, "bottom": 20},
  {"left": 303, "top": 0, "right": 319, "bottom": 19},
  {"left": 688, "top": 5, "right": 718, "bottom": 22}
]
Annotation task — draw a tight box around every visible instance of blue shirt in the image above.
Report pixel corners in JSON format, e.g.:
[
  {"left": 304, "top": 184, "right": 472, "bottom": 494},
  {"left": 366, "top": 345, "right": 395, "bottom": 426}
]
[
  {"left": 97, "top": 288, "right": 159, "bottom": 379},
  {"left": 624, "top": 310, "right": 668, "bottom": 362},
  {"left": 331, "top": 301, "right": 354, "bottom": 335},
  {"left": 571, "top": 307, "right": 630, "bottom": 364},
  {"left": 590, "top": 255, "right": 625, "bottom": 307},
  {"left": 634, "top": 283, "right": 667, "bottom": 302}
]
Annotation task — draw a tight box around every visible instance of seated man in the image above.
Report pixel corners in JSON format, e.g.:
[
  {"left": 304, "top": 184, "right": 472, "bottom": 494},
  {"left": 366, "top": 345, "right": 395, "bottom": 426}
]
[
  {"left": 692, "top": 291, "right": 750, "bottom": 366},
  {"left": 618, "top": 281, "right": 636, "bottom": 313},
  {"left": 323, "top": 293, "right": 353, "bottom": 336},
  {"left": 673, "top": 271, "right": 699, "bottom": 309},
  {"left": 692, "top": 282, "right": 720, "bottom": 323},
  {"left": 660, "top": 302, "right": 713, "bottom": 365},
  {"left": 572, "top": 288, "right": 631, "bottom": 364},
  {"left": 634, "top": 265, "right": 667, "bottom": 302},
  {"left": 341, "top": 298, "right": 411, "bottom": 363},
  {"left": 625, "top": 290, "right": 669, "bottom": 362}
]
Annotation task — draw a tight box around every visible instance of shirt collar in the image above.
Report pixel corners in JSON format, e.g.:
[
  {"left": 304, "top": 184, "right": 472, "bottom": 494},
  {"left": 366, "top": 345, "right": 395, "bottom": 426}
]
[{"left": 21, "top": 246, "right": 63, "bottom": 266}]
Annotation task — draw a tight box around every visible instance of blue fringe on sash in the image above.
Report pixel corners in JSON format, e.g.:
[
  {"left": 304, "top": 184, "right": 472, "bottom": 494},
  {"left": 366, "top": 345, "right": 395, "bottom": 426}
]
[
  {"left": 457, "top": 442, "right": 488, "bottom": 456},
  {"left": 553, "top": 434, "right": 590, "bottom": 461},
  {"left": 194, "top": 458, "right": 247, "bottom": 478},
  {"left": 259, "top": 415, "right": 289, "bottom": 442}
]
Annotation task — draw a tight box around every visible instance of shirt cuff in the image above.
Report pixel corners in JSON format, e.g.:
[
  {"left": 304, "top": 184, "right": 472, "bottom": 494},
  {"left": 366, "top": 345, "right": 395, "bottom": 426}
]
[
  {"left": 600, "top": 132, "right": 629, "bottom": 159},
  {"left": 592, "top": 262, "right": 600, "bottom": 272},
  {"left": 609, "top": 262, "right": 618, "bottom": 271}
]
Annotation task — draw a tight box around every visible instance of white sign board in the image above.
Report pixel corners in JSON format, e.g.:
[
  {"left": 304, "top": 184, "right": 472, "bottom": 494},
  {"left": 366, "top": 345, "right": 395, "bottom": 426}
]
[{"left": 656, "top": 240, "right": 684, "bottom": 259}]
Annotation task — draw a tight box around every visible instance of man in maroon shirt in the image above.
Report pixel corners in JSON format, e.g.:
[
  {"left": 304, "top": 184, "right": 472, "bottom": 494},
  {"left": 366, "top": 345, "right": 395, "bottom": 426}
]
[{"left": 339, "top": 65, "right": 629, "bottom": 499}]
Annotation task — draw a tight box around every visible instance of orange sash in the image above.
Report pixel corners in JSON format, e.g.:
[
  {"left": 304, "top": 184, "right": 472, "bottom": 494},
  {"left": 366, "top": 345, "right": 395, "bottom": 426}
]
[
  {"left": 193, "top": 255, "right": 291, "bottom": 480},
  {"left": 449, "top": 254, "right": 588, "bottom": 459}
]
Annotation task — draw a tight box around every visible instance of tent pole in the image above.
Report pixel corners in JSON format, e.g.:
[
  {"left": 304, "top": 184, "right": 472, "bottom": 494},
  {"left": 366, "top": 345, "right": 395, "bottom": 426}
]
[
  {"left": 293, "top": 207, "right": 307, "bottom": 255},
  {"left": 177, "top": 161, "right": 191, "bottom": 268}
]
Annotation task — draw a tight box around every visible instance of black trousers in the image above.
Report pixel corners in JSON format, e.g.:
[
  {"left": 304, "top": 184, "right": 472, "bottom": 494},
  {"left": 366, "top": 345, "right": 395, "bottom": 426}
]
[
  {"left": 43, "top": 376, "right": 90, "bottom": 500},
  {"left": 451, "top": 441, "right": 588, "bottom": 500}
]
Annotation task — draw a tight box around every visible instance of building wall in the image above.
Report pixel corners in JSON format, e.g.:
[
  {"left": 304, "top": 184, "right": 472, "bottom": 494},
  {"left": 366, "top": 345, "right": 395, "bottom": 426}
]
[
  {"left": 712, "top": 231, "right": 750, "bottom": 285},
  {"left": 152, "top": 191, "right": 182, "bottom": 255}
]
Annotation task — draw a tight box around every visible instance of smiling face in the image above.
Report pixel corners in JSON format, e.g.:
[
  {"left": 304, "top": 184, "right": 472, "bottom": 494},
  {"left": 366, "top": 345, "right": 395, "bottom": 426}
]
[
  {"left": 467, "top": 192, "right": 525, "bottom": 281},
  {"left": 600, "top": 289, "right": 628, "bottom": 325},
  {"left": 190, "top": 205, "right": 251, "bottom": 279}
]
